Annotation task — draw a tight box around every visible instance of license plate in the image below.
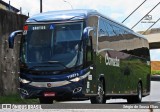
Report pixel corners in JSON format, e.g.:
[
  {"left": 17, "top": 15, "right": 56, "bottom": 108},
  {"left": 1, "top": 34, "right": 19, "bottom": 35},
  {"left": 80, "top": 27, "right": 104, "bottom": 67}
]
[{"left": 44, "top": 92, "right": 55, "bottom": 97}]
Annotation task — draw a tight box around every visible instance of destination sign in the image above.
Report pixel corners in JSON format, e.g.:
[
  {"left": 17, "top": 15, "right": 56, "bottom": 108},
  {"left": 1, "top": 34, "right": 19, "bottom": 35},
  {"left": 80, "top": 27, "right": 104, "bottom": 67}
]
[{"left": 23, "top": 24, "right": 55, "bottom": 31}]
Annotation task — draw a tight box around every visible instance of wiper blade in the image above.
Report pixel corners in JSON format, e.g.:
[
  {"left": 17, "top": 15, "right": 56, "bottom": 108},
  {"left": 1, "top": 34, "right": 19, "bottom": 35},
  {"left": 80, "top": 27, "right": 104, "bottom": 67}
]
[
  {"left": 28, "top": 65, "right": 57, "bottom": 70},
  {"left": 28, "top": 61, "right": 68, "bottom": 70},
  {"left": 47, "top": 61, "right": 68, "bottom": 69}
]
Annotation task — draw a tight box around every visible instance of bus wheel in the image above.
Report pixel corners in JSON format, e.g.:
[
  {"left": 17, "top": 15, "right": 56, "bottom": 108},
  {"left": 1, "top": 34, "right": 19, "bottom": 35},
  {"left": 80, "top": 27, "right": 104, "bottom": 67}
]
[
  {"left": 90, "top": 80, "right": 105, "bottom": 104},
  {"left": 135, "top": 82, "right": 142, "bottom": 103},
  {"left": 39, "top": 97, "right": 53, "bottom": 104},
  {"left": 127, "top": 83, "right": 142, "bottom": 104}
]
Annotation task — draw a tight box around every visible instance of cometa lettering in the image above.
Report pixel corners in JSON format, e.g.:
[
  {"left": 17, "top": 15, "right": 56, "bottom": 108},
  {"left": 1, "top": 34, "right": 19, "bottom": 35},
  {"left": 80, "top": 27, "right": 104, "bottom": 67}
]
[{"left": 105, "top": 52, "right": 120, "bottom": 67}]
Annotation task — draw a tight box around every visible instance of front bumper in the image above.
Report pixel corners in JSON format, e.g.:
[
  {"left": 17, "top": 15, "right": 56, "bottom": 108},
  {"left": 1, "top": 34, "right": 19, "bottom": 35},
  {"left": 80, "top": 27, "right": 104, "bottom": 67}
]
[{"left": 19, "top": 80, "right": 86, "bottom": 100}]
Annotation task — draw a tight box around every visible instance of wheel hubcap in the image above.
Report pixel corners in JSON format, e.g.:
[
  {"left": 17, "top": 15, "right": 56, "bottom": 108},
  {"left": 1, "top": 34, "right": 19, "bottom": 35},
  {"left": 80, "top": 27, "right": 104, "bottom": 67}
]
[
  {"left": 97, "top": 83, "right": 104, "bottom": 103},
  {"left": 138, "top": 84, "right": 142, "bottom": 100}
]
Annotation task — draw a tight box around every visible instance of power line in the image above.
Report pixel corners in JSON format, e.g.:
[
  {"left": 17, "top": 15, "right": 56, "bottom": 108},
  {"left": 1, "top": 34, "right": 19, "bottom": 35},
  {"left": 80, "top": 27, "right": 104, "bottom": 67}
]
[
  {"left": 63, "top": 0, "right": 73, "bottom": 9},
  {"left": 131, "top": 2, "right": 160, "bottom": 29},
  {"left": 122, "top": 0, "right": 147, "bottom": 23},
  {"left": 142, "top": 18, "right": 160, "bottom": 35}
]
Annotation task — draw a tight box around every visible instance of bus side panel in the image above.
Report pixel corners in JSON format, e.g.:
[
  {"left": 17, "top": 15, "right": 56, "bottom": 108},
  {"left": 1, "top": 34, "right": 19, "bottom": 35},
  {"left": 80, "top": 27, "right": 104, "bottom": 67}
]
[
  {"left": 122, "top": 37, "right": 151, "bottom": 95},
  {"left": 97, "top": 17, "right": 150, "bottom": 96}
]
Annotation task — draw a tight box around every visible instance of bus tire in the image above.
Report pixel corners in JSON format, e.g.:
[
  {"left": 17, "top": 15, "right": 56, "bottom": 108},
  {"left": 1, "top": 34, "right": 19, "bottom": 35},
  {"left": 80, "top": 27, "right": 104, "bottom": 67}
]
[
  {"left": 39, "top": 97, "right": 53, "bottom": 104},
  {"left": 90, "top": 80, "right": 105, "bottom": 104},
  {"left": 127, "top": 82, "right": 142, "bottom": 104},
  {"left": 134, "top": 82, "right": 142, "bottom": 103}
]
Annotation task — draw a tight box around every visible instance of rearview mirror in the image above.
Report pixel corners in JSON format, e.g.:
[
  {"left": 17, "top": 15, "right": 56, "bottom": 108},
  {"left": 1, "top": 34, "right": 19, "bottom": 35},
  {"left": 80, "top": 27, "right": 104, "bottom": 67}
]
[
  {"left": 8, "top": 30, "right": 23, "bottom": 48},
  {"left": 83, "top": 27, "right": 94, "bottom": 39}
]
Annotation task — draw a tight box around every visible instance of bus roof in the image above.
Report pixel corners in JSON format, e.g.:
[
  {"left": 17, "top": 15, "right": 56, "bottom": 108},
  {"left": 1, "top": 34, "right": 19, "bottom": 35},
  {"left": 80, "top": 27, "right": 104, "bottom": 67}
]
[
  {"left": 26, "top": 9, "right": 130, "bottom": 31},
  {"left": 26, "top": 9, "right": 97, "bottom": 22},
  {"left": 26, "top": 9, "right": 146, "bottom": 39}
]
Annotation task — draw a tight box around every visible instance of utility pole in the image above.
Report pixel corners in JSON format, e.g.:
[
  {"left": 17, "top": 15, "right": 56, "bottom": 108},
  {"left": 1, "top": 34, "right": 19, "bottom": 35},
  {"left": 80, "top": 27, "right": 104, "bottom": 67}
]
[
  {"left": 40, "top": 0, "right": 42, "bottom": 13},
  {"left": 20, "top": 7, "right": 22, "bottom": 14},
  {"left": 9, "top": 0, "right": 11, "bottom": 11}
]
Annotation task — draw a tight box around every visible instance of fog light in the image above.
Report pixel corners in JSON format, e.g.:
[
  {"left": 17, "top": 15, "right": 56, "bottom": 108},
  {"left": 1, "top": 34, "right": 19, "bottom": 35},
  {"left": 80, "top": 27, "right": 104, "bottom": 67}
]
[
  {"left": 73, "top": 87, "right": 82, "bottom": 93},
  {"left": 18, "top": 88, "right": 29, "bottom": 95},
  {"left": 19, "top": 77, "right": 30, "bottom": 84}
]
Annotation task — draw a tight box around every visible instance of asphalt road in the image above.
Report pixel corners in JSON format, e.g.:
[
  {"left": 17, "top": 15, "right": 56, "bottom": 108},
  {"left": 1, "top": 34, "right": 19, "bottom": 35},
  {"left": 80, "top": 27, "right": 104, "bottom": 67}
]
[
  {"left": 34, "top": 80, "right": 160, "bottom": 111},
  {"left": 61, "top": 81, "right": 160, "bottom": 104},
  {"left": 52, "top": 80, "right": 160, "bottom": 110},
  {"left": 1, "top": 80, "right": 160, "bottom": 112}
]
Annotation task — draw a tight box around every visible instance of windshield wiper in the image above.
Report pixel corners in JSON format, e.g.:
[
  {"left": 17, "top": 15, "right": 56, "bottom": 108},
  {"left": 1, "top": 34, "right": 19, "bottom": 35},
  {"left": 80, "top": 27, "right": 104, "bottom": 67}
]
[
  {"left": 47, "top": 61, "right": 68, "bottom": 69},
  {"left": 28, "top": 61, "right": 68, "bottom": 70},
  {"left": 28, "top": 65, "right": 57, "bottom": 70}
]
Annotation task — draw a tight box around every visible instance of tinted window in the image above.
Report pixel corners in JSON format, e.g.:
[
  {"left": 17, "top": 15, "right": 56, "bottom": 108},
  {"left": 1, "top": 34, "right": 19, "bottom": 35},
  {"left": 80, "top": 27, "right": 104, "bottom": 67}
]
[{"left": 21, "top": 22, "right": 84, "bottom": 70}]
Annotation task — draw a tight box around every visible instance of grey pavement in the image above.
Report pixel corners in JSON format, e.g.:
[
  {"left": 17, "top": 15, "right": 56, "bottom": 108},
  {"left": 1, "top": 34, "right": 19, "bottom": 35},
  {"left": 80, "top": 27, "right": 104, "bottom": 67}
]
[{"left": 0, "top": 81, "right": 160, "bottom": 112}]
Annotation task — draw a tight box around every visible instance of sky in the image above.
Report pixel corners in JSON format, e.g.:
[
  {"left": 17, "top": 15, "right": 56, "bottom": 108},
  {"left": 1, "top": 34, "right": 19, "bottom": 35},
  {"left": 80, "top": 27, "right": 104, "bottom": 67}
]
[{"left": 3, "top": 0, "right": 160, "bottom": 61}]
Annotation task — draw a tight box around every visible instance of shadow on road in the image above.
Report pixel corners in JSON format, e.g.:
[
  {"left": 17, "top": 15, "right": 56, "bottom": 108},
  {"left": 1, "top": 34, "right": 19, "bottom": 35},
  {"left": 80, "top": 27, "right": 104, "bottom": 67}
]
[
  {"left": 151, "top": 75, "right": 160, "bottom": 81},
  {"left": 106, "top": 101, "right": 158, "bottom": 104}
]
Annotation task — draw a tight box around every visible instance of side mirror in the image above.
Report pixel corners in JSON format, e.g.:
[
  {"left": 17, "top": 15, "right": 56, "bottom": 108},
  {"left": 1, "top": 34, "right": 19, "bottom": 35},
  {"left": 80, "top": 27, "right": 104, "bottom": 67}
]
[
  {"left": 83, "top": 27, "right": 94, "bottom": 39},
  {"left": 8, "top": 30, "right": 23, "bottom": 48}
]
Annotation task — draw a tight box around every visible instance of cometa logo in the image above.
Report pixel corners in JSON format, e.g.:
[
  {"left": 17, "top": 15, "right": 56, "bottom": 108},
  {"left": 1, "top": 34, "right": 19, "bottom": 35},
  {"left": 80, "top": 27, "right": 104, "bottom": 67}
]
[
  {"left": 47, "top": 83, "right": 52, "bottom": 88},
  {"left": 105, "top": 52, "right": 120, "bottom": 67}
]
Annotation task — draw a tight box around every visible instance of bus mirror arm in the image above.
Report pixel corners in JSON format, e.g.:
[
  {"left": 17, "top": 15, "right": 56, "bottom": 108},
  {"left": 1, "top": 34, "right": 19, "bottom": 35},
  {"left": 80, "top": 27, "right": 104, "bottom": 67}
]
[
  {"left": 83, "top": 27, "right": 94, "bottom": 39},
  {"left": 8, "top": 30, "right": 23, "bottom": 48}
]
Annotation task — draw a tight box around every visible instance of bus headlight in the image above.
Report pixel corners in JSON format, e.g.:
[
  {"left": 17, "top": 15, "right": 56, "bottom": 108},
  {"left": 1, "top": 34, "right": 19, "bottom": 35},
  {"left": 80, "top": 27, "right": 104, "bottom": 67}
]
[
  {"left": 70, "top": 77, "right": 80, "bottom": 82},
  {"left": 19, "top": 77, "right": 30, "bottom": 84}
]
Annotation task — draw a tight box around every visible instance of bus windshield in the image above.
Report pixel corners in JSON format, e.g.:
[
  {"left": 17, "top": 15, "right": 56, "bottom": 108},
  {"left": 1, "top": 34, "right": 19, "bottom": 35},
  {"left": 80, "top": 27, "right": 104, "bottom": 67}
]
[{"left": 21, "top": 22, "right": 84, "bottom": 71}]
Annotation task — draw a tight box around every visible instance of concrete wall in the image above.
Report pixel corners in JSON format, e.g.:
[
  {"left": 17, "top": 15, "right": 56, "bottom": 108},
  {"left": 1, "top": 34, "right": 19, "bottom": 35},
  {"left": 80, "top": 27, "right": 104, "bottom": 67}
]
[
  {"left": 0, "top": 9, "right": 27, "bottom": 95},
  {"left": 139, "top": 28, "right": 160, "bottom": 49}
]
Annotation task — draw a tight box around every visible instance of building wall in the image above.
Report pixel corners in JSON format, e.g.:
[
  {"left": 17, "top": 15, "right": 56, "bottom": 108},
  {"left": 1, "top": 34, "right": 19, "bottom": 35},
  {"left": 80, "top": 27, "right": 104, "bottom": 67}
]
[
  {"left": 0, "top": 9, "right": 27, "bottom": 95},
  {"left": 0, "top": 3, "right": 18, "bottom": 13},
  {"left": 0, "top": 3, "right": 7, "bottom": 10}
]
